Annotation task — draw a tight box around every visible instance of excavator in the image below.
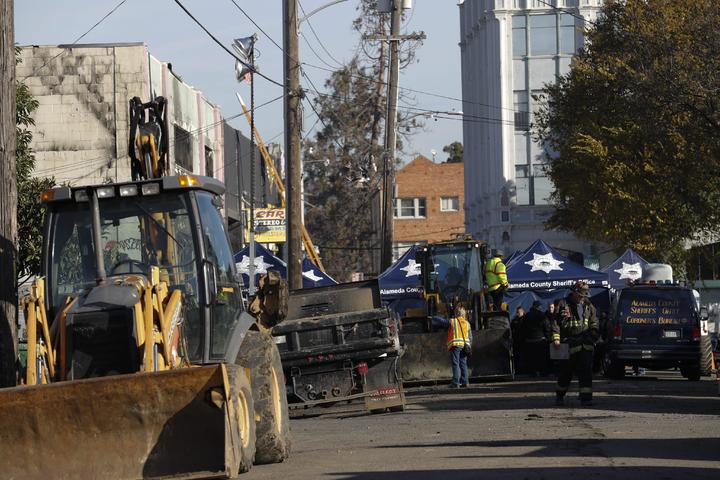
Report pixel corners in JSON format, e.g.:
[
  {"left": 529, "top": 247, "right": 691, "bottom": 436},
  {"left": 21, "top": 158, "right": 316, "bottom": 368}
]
[{"left": 0, "top": 98, "right": 290, "bottom": 479}]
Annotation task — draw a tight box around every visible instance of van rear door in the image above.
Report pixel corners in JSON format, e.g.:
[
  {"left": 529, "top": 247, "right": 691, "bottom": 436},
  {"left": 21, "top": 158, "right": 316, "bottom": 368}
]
[{"left": 616, "top": 288, "right": 696, "bottom": 346}]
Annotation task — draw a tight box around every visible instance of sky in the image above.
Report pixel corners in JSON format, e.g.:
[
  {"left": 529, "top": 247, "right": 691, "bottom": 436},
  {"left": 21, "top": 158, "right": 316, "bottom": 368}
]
[{"left": 15, "top": 0, "right": 464, "bottom": 165}]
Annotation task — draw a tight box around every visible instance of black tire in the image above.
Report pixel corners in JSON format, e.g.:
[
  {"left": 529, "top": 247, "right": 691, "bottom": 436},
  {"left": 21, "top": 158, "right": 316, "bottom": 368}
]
[
  {"left": 235, "top": 330, "right": 291, "bottom": 465},
  {"left": 227, "top": 365, "right": 257, "bottom": 474},
  {"left": 700, "top": 335, "right": 713, "bottom": 376}
]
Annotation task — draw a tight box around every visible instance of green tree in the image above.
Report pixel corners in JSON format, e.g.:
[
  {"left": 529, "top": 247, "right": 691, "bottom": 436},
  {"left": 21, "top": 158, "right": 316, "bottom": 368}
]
[
  {"left": 442, "top": 141, "right": 463, "bottom": 163},
  {"left": 534, "top": 0, "right": 720, "bottom": 266},
  {"left": 16, "top": 53, "right": 54, "bottom": 281}
]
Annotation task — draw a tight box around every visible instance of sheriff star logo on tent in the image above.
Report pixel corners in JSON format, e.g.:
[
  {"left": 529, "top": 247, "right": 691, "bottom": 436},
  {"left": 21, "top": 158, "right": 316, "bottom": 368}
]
[
  {"left": 236, "top": 255, "right": 274, "bottom": 275},
  {"left": 400, "top": 259, "right": 421, "bottom": 277},
  {"left": 524, "top": 253, "right": 564, "bottom": 274},
  {"left": 303, "top": 269, "right": 323, "bottom": 282},
  {"left": 614, "top": 262, "right": 642, "bottom": 280}
]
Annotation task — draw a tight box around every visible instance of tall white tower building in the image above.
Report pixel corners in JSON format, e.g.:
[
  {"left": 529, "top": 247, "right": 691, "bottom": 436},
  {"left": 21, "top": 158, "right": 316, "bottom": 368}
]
[{"left": 458, "top": 0, "right": 605, "bottom": 265}]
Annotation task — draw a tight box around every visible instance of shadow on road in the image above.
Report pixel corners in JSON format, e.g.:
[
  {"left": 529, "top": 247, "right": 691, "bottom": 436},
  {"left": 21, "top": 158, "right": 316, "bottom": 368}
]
[
  {"left": 408, "top": 377, "right": 720, "bottom": 416},
  {"left": 370, "top": 437, "right": 720, "bottom": 463},
  {"left": 327, "top": 466, "right": 720, "bottom": 480}
]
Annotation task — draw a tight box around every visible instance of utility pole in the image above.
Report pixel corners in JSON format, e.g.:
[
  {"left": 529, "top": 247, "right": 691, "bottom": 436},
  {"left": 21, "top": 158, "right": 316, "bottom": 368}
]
[
  {"left": 369, "top": 15, "right": 387, "bottom": 278},
  {"left": 284, "top": 0, "right": 303, "bottom": 289},
  {"left": 380, "top": 0, "right": 402, "bottom": 271},
  {"left": 0, "top": 0, "right": 17, "bottom": 388},
  {"left": 248, "top": 46, "right": 257, "bottom": 296}
]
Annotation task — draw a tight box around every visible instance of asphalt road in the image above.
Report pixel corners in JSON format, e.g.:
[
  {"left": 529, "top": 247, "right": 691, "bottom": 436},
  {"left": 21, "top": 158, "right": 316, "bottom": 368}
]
[{"left": 247, "top": 371, "right": 720, "bottom": 480}]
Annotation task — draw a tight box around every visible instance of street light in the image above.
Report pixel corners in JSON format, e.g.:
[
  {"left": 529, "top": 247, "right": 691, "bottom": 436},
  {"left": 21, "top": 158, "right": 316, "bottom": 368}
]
[
  {"left": 234, "top": 34, "right": 258, "bottom": 295},
  {"left": 298, "top": 0, "right": 350, "bottom": 26}
]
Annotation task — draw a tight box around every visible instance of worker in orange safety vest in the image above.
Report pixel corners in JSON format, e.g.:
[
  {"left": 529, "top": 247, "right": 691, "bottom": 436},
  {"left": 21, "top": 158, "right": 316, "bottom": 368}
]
[{"left": 447, "top": 305, "right": 472, "bottom": 388}]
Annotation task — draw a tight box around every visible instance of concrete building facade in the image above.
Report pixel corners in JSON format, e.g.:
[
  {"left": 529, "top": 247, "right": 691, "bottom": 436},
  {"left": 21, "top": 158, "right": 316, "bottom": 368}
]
[
  {"left": 393, "top": 156, "right": 465, "bottom": 260},
  {"left": 19, "top": 43, "right": 225, "bottom": 187},
  {"left": 458, "top": 0, "right": 605, "bottom": 266}
]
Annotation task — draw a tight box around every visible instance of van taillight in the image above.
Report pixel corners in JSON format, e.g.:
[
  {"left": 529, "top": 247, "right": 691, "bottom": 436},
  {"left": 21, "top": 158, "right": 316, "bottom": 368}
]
[
  {"left": 692, "top": 327, "right": 701, "bottom": 341},
  {"left": 613, "top": 324, "right": 622, "bottom": 340}
]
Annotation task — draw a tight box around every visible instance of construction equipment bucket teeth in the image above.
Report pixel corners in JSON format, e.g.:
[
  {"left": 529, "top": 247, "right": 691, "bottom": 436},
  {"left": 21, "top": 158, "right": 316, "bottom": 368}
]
[{"left": 0, "top": 365, "right": 247, "bottom": 480}]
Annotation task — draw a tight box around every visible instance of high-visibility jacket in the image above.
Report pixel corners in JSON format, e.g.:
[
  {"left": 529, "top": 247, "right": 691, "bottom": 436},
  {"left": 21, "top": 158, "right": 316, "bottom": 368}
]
[
  {"left": 485, "top": 256, "right": 508, "bottom": 292},
  {"left": 447, "top": 315, "right": 471, "bottom": 350}
]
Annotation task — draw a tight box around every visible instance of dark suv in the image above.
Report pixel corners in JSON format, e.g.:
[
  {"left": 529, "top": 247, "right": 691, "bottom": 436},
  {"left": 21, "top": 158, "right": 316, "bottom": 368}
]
[{"left": 603, "top": 284, "right": 711, "bottom": 381}]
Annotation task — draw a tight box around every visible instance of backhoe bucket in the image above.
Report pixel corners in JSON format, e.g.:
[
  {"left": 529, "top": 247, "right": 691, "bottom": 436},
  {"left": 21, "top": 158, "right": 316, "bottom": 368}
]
[
  {"left": 400, "top": 328, "right": 514, "bottom": 383},
  {"left": 0, "top": 365, "right": 246, "bottom": 480}
]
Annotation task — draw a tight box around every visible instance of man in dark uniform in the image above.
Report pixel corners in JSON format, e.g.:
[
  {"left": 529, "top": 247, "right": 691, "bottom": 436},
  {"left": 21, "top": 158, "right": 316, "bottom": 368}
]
[
  {"left": 551, "top": 281, "right": 599, "bottom": 406},
  {"left": 521, "top": 301, "right": 552, "bottom": 376}
]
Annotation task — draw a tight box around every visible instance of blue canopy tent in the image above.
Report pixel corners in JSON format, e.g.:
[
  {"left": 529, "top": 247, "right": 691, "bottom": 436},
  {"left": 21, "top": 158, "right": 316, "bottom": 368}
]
[
  {"left": 234, "top": 244, "right": 337, "bottom": 289},
  {"left": 506, "top": 239, "right": 609, "bottom": 291},
  {"left": 504, "top": 249, "right": 526, "bottom": 266},
  {"left": 379, "top": 245, "right": 424, "bottom": 301},
  {"left": 504, "top": 239, "right": 610, "bottom": 316},
  {"left": 300, "top": 257, "right": 338, "bottom": 288},
  {"left": 601, "top": 248, "right": 648, "bottom": 290},
  {"left": 235, "top": 244, "right": 286, "bottom": 286},
  {"left": 378, "top": 245, "right": 425, "bottom": 316}
]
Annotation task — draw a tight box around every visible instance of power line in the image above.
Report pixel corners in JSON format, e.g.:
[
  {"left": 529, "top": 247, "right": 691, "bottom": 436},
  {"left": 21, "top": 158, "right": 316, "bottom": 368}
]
[
  {"left": 299, "top": 31, "right": 338, "bottom": 70},
  {"left": 223, "top": 1, "right": 516, "bottom": 115},
  {"left": 298, "top": 0, "right": 344, "bottom": 68},
  {"left": 172, "top": 0, "right": 285, "bottom": 89},
  {"left": 300, "top": 71, "right": 344, "bottom": 145},
  {"left": 302, "top": 86, "right": 516, "bottom": 128},
  {"left": 301, "top": 61, "right": 519, "bottom": 114},
  {"left": 300, "top": 69, "right": 383, "bottom": 140},
  {"left": 301, "top": 89, "right": 345, "bottom": 152},
  {"left": 222, "top": 2, "right": 390, "bottom": 154},
  {"left": 20, "top": 0, "right": 131, "bottom": 80},
  {"left": 217, "top": 106, "right": 321, "bottom": 178},
  {"left": 302, "top": 114, "right": 322, "bottom": 141},
  {"left": 213, "top": 125, "right": 286, "bottom": 176},
  {"left": 227, "top": 0, "right": 284, "bottom": 53}
]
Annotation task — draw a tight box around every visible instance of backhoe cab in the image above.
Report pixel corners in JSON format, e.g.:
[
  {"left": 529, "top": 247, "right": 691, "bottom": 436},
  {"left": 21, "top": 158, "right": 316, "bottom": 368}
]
[
  {"left": 0, "top": 175, "right": 290, "bottom": 479},
  {"left": 41, "top": 176, "right": 242, "bottom": 370}
]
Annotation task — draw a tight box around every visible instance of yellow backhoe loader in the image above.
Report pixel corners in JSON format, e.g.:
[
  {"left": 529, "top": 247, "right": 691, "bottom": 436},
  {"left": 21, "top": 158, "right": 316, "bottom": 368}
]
[
  {"left": 0, "top": 98, "right": 290, "bottom": 479},
  {"left": 398, "top": 236, "right": 514, "bottom": 383}
]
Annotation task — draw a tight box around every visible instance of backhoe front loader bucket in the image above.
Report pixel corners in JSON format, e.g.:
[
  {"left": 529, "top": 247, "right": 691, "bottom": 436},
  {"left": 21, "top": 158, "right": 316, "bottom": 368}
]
[
  {"left": 0, "top": 364, "right": 252, "bottom": 480},
  {"left": 400, "top": 327, "right": 514, "bottom": 384}
]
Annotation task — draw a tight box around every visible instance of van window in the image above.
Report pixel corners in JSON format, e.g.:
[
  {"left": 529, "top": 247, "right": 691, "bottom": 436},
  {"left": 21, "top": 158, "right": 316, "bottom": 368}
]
[{"left": 617, "top": 289, "right": 695, "bottom": 327}]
